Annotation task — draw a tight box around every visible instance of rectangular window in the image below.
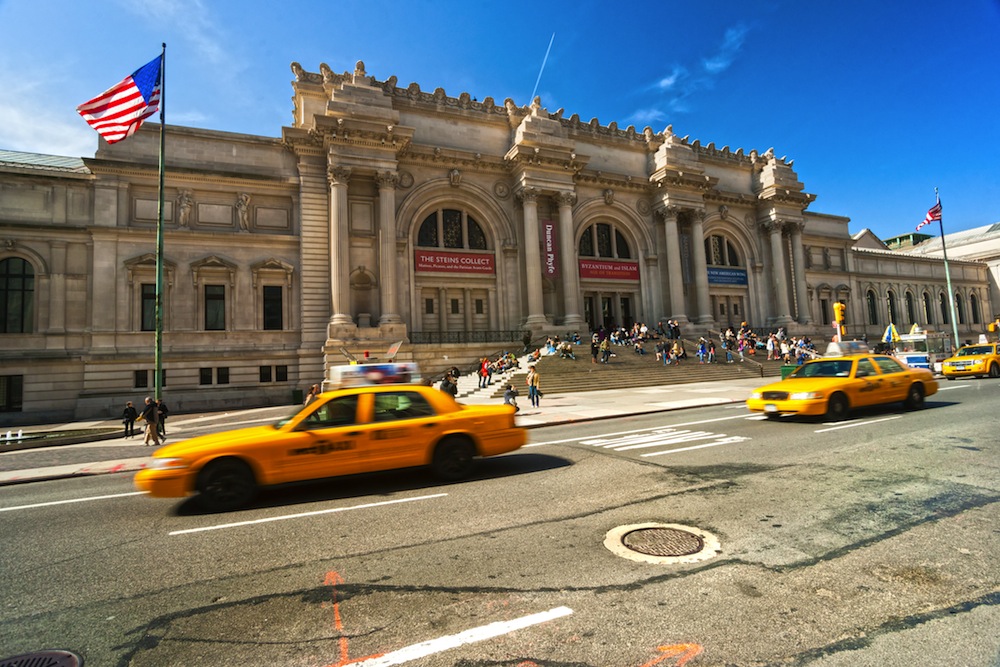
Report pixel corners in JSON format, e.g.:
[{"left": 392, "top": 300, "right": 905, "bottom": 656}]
[
  {"left": 0, "top": 375, "right": 24, "bottom": 412},
  {"left": 199, "top": 368, "right": 213, "bottom": 385},
  {"left": 451, "top": 299, "right": 459, "bottom": 315},
  {"left": 276, "top": 365, "right": 288, "bottom": 382},
  {"left": 134, "top": 370, "right": 148, "bottom": 389},
  {"left": 475, "top": 299, "right": 484, "bottom": 315},
  {"left": 205, "top": 284, "right": 225, "bottom": 330},
  {"left": 141, "top": 283, "right": 156, "bottom": 331},
  {"left": 425, "top": 298, "right": 434, "bottom": 314},
  {"left": 263, "top": 285, "right": 283, "bottom": 330},
  {"left": 259, "top": 365, "right": 272, "bottom": 382},
  {"left": 217, "top": 367, "right": 230, "bottom": 385}
]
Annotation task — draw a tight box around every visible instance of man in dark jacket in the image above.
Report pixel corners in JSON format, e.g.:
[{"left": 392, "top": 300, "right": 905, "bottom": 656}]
[{"left": 140, "top": 397, "right": 160, "bottom": 446}]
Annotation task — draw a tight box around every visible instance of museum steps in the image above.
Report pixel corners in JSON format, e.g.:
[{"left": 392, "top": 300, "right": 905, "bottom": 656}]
[{"left": 476, "top": 342, "right": 786, "bottom": 398}]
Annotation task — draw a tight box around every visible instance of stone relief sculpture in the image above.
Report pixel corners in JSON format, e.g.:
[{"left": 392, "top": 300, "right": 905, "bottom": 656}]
[
  {"left": 176, "top": 190, "right": 193, "bottom": 228},
  {"left": 236, "top": 193, "right": 251, "bottom": 232}
]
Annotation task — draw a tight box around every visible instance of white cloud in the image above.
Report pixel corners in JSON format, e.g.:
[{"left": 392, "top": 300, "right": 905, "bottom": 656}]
[{"left": 703, "top": 24, "right": 749, "bottom": 74}]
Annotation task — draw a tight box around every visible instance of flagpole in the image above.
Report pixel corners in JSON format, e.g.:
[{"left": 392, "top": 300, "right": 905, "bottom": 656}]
[
  {"left": 154, "top": 43, "right": 166, "bottom": 401},
  {"left": 936, "top": 188, "right": 960, "bottom": 351}
]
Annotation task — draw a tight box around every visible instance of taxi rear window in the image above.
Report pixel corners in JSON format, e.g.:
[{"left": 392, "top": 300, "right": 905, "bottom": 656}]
[{"left": 873, "top": 356, "right": 906, "bottom": 374}]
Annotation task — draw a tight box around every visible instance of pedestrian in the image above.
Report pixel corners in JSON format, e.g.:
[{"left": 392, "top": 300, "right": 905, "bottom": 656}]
[
  {"left": 526, "top": 365, "right": 541, "bottom": 408},
  {"left": 140, "top": 396, "right": 161, "bottom": 446},
  {"left": 121, "top": 401, "right": 138, "bottom": 438},
  {"left": 304, "top": 384, "right": 320, "bottom": 406},
  {"left": 591, "top": 334, "right": 600, "bottom": 364},
  {"left": 439, "top": 373, "right": 458, "bottom": 397},
  {"left": 708, "top": 340, "right": 716, "bottom": 364},
  {"left": 522, "top": 330, "right": 532, "bottom": 354},
  {"left": 156, "top": 399, "right": 169, "bottom": 439},
  {"left": 600, "top": 337, "right": 611, "bottom": 364},
  {"left": 479, "top": 357, "right": 490, "bottom": 388},
  {"left": 503, "top": 384, "right": 520, "bottom": 412}
]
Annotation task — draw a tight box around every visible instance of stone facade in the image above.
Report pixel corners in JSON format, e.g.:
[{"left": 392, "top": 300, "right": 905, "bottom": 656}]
[{"left": 0, "top": 60, "right": 993, "bottom": 423}]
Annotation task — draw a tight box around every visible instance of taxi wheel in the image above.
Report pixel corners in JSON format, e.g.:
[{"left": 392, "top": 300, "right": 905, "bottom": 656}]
[
  {"left": 945, "top": 376, "right": 956, "bottom": 381},
  {"left": 826, "top": 393, "right": 849, "bottom": 421},
  {"left": 196, "top": 458, "right": 257, "bottom": 511},
  {"left": 990, "top": 364, "right": 1000, "bottom": 378},
  {"left": 431, "top": 438, "right": 476, "bottom": 481},
  {"left": 904, "top": 383, "right": 925, "bottom": 410}
]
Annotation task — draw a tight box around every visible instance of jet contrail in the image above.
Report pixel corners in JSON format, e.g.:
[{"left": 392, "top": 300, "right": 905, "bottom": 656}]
[{"left": 530, "top": 32, "right": 556, "bottom": 103}]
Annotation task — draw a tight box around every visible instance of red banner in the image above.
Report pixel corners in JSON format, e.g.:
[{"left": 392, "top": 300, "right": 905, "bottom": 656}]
[
  {"left": 542, "top": 220, "right": 559, "bottom": 277},
  {"left": 578, "top": 259, "right": 639, "bottom": 281},
  {"left": 414, "top": 249, "right": 495, "bottom": 274}
]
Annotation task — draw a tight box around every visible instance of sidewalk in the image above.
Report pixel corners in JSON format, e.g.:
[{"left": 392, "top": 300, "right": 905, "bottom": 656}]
[{"left": 0, "top": 376, "right": 761, "bottom": 486}]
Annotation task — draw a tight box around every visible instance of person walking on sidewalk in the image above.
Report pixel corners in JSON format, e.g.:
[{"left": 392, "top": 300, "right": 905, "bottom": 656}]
[
  {"left": 526, "top": 365, "right": 541, "bottom": 408},
  {"left": 121, "top": 401, "right": 138, "bottom": 438},
  {"left": 140, "top": 397, "right": 161, "bottom": 446},
  {"left": 156, "top": 399, "right": 170, "bottom": 439}
]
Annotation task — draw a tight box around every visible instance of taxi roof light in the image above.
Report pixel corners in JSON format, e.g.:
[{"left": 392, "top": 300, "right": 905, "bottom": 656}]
[
  {"left": 824, "top": 340, "right": 870, "bottom": 357},
  {"left": 323, "top": 362, "right": 421, "bottom": 392}
]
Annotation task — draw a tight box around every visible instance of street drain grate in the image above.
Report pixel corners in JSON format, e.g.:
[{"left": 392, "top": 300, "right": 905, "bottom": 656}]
[
  {"left": 604, "top": 523, "right": 721, "bottom": 565},
  {"left": 0, "top": 650, "right": 83, "bottom": 667}
]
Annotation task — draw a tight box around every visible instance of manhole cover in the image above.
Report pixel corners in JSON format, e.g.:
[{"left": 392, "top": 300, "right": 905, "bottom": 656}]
[
  {"left": 0, "top": 650, "right": 82, "bottom": 667},
  {"left": 623, "top": 527, "right": 704, "bottom": 557},
  {"left": 604, "top": 522, "right": 721, "bottom": 564}
]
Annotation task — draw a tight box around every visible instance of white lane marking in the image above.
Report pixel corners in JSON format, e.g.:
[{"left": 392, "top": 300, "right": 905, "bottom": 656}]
[
  {"left": 0, "top": 491, "right": 146, "bottom": 513},
  {"left": 935, "top": 385, "right": 967, "bottom": 391},
  {"left": 615, "top": 431, "right": 719, "bottom": 451},
  {"left": 814, "top": 415, "right": 902, "bottom": 433},
  {"left": 346, "top": 606, "right": 574, "bottom": 666},
  {"left": 641, "top": 435, "right": 750, "bottom": 457},
  {"left": 529, "top": 413, "right": 753, "bottom": 447},
  {"left": 169, "top": 493, "right": 447, "bottom": 536}
]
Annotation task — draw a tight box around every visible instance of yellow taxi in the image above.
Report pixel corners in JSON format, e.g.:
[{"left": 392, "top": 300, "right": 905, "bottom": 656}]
[
  {"left": 747, "top": 341, "right": 938, "bottom": 420},
  {"left": 941, "top": 343, "right": 1000, "bottom": 380},
  {"left": 135, "top": 375, "right": 525, "bottom": 511}
]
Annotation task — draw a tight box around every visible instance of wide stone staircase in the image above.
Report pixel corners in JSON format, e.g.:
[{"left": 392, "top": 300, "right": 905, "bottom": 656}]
[{"left": 458, "top": 340, "right": 786, "bottom": 400}]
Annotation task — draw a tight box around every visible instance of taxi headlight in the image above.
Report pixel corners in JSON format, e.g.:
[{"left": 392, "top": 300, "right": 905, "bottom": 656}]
[
  {"left": 749, "top": 391, "right": 762, "bottom": 400},
  {"left": 150, "top": 457, "right": 189, "bottom": 471},
  {"left": 789, "top": 391, "right": 823, "bottom": 400}
]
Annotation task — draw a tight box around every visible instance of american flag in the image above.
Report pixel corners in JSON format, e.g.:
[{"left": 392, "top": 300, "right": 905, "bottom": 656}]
[
  {"left": 916, "top": 198, "right": 942, "bottom": 231},
  {"left": 77, "top": 55, "right": 162, "bottom": 144}
]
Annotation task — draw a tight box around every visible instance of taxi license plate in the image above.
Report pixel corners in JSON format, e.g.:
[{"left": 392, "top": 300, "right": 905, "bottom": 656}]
[{"left": 764, "top": 404, "right": 778, "bottom": 413}]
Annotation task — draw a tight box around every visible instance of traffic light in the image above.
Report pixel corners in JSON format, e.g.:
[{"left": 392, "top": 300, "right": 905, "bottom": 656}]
[{"left": 833, "top": 302, "right": 847, "bottom": 336}]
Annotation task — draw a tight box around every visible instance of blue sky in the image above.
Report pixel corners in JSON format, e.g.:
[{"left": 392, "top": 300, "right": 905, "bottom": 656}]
[{"left": 1, "top": 0, "right": 997, "bottom": 240}]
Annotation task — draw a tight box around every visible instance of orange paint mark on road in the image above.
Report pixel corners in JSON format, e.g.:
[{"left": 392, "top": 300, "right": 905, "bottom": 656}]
[
  {"left": 322, "top": 570, "right": 383, "bottom": 667},
  {"left": 516, "top": 642, "right": 703, "bottom": 667}
]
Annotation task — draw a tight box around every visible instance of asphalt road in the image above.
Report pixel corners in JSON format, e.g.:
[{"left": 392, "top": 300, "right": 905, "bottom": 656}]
[{"left": 0, "top": 380, "right": 998, "bottom": 667}]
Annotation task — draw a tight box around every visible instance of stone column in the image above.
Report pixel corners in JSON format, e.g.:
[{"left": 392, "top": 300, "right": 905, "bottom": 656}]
[
  {"left": 556, "top": 191, "right": 585, "bottom": 328},
  {"left": 766, "top": 220, "right": 793, "bottom": 325},
  {"left": 658, "top": 206, "right": 688, "bottom": 323},
  {"left": 689, "top": 210, "right": 713, "bottom": 324},
  {"left": 375, "top": 172, "right": 401, "bottom": 325},
  {"left": 438, "top": 287, "right": 447, "bottom": 332},
  {"left": 463, "top": 288, "right": 472, "bottom": 331},
  {"left": 518, "top": 187, "right": 548, "bottom": 327},
  {"left": 788, "top": 221, "right": 812, "bottom": 325},
  {"left": 49, "top": 241, "right": 67, "bottom": 334},
  {"left": 327, "top": 166, "right": 353, "bottom": 325}
]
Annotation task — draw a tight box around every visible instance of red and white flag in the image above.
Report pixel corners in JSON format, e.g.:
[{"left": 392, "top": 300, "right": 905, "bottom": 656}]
[
  {"left": 916, "top": 198, "right": 942, "bottom": 231},
  {"left": 77, "top": 55, "right": 162, "bottom": 144}
]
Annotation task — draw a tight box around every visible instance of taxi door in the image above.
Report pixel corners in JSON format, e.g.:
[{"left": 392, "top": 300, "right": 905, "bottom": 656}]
[
  {"left": 850, "top": 358, "right": 888, "bottom": 407},
  {"left": 871, "top": 356, "right": 913, "bottom": 402},
  {"left": 354, "top": 390, "right": 444, "bottom": 472},
  {"left": 274, "top": 394, "right": 366, "bottom": 484}
]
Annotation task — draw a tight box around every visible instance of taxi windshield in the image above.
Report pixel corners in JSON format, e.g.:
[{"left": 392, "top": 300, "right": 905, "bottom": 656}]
[
  {"left": 956, "top": 345, "right": 993, "bottom": 356},
  {"left": 790, "top": 359, "right": 853, "bottom": 378}
]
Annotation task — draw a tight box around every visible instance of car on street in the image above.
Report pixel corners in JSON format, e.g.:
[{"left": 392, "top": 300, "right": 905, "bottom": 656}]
[
  {"left": 940, "top": 342, "right": 1000, "bottom": 380},
  {"left": 135, "top": 380, "right": 525, "bottom": 511},
  {"left": 746, "top": 341, "right": 939, "bottom": 420}
]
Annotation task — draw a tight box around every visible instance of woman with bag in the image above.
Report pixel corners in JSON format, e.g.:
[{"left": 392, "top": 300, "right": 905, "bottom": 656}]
[{"left": 526, "top": 365, "right": 541, "bottom": 408}]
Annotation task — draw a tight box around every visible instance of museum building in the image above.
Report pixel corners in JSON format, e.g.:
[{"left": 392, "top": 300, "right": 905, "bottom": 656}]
[{"left": 0, "top": 60, "right": 992, "bottom": 423}]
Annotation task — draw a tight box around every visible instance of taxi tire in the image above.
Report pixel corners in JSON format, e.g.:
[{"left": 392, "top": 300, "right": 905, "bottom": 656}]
[
  {"left": 431, "top": 437, "right": 476, "bottom": 481},
  {"left": 990, "top": 364, "right": 1000, "bottom": 378},
  {"left": 826, "top": 393, "right": 849, "bottom": 421},
  {"left": 904, "top": 383, "right": 925, "bottom": 410},
  {"left": 196, "top": 458, "right": 257, "bottom": 511}
]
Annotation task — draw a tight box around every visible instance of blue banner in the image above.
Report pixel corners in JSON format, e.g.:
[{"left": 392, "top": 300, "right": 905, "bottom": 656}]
[{"left": 707, "top": 267, "right": 748, "bottom": 286}]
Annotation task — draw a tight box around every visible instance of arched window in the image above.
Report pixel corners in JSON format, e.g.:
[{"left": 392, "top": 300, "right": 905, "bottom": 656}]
[
  {"left": 939, "top": 292, "right": 950, "bottom": 324},
  {"left": 578, "top": 222, "right": 632, "bottom": 259},
  {"left": 705, "top": 234, "right": 742, "bottom": 267},
  {"left": 955, "top": 293, "right": 966, "bottom": 325},
  {"left": 417, "top": 208, "right": 487, "bottom": 250},
  {"left": 866, "top": 289, "right": 879, "bottom": 325},
  {"left": 970, "top": 293, "right": 981, "bottom": 324},
  {"left": 905, "top": 292, "right": 916, "bottom": 325},
  {"left": 887, "top": 290, "right": 898, "bottom": 325},
  {"left": 0, "top": 257, "right": 34, "bottom": 334},
  {"left": 922, "top": 291, "right": 934, "bottom": 325}
]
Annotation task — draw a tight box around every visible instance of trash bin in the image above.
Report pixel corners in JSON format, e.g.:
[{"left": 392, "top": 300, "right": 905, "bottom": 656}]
[
  {"left": 291, "top": 389, "right": 303, "bottom": 404},
  {"left": 780, "top": 365, "right": 798, "bottom": 380}
]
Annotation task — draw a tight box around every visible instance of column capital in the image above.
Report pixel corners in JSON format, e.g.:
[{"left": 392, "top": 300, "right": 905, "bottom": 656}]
[
  {"left": 654, "top": 205, "right": 681, "bottom": 222},
  {"left": 327, "top": 165, "right": 352, "bottom": 186},
  {"left": 761, "top": 218, "right": 785, "bottom": 234},
  {"left": 555, "top": 191, "right": 577, "bottom": 207},
  {"left": 375, "top": 171, "right": 399, "bottom": 190},
  {"left": 516, "top": 186, "right": 541, "bottom": 204}
]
